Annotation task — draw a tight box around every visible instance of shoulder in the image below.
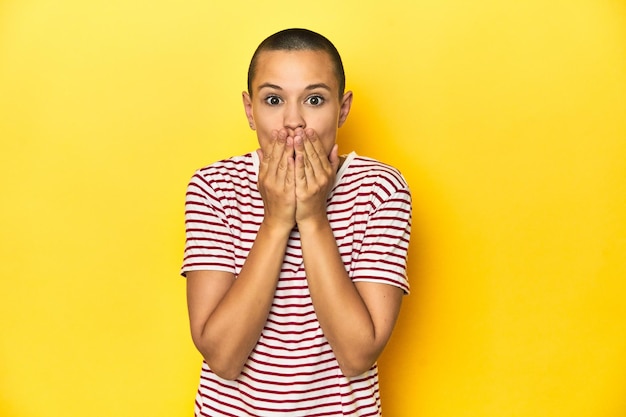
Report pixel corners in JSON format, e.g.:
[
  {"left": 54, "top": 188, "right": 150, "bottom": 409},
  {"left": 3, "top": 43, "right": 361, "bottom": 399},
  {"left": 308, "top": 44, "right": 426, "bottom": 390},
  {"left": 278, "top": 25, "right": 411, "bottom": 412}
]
[
  {"left": 188, "top": 153, "right": 255, "bottom": 187},
  {"left": 343, "top": 154, "right": 410, "bottom": 196},
  {"left": 195, "top": 153, "right": 255, "bottom": 180},
  {"left": 185, "top": 153, "right": 257, "bottom": 205}
]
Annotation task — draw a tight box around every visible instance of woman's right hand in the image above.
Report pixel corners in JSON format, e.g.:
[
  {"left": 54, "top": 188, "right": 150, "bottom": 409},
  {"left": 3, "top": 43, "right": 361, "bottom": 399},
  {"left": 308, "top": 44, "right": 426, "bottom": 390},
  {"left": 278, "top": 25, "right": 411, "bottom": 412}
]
[{"left": 256, "top": 129, "right": 297, "bottom": 230}]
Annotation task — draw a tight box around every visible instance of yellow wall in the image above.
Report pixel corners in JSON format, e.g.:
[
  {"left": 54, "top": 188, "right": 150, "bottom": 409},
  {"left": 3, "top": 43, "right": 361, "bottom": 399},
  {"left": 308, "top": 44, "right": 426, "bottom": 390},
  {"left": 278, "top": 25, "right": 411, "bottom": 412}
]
[{"left": 1, "top": 1, "right": 625, "bottom": 416}]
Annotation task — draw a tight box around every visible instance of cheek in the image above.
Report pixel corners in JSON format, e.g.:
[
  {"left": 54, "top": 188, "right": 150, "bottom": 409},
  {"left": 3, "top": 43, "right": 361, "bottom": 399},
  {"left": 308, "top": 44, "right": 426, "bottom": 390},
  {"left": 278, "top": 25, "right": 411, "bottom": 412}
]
[
  {"left": 310, "top": 115, "right": 339, "bottom": 149},
  {"left": 252, "top": 106, "right": 278, "bottom": 128},
  {"left": 313, "top": 130, "right": 338, "bottom": 157},
  {"left": 307, "top": 111, "right": 338, "bottom": 132},
  {"left": 255, "top": 131, "right": 273, "bottom": 152},
  {"left": 251, "top": 113, "right": 275, "bottom": 144}
]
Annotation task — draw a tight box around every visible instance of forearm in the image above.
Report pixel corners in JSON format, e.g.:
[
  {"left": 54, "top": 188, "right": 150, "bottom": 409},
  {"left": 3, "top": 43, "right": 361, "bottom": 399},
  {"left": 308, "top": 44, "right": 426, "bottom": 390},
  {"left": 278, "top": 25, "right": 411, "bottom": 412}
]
[
  {"left": 298, "top": 219, "right": 381, "bottom": 377},
  {"left": 195, "top": 222, "right": 291, "bottom": 379}
]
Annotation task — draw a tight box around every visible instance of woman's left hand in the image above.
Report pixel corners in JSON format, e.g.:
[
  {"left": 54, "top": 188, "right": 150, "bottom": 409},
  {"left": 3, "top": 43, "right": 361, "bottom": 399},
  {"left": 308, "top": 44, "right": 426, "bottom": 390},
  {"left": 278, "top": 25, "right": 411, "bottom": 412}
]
[{"left": 293, "top": 128, "right": 339, "bottom": 226}]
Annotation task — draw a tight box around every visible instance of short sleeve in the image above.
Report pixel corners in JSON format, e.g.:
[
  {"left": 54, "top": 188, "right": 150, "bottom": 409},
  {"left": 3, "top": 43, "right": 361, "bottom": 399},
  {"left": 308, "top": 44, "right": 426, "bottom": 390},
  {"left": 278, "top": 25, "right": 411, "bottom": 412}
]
[
  {"left": 180, "top": 171, "right": 236, "bottom": 276},
  {"left": 351, "top": 187, "right": 412, "bottom": 294}
]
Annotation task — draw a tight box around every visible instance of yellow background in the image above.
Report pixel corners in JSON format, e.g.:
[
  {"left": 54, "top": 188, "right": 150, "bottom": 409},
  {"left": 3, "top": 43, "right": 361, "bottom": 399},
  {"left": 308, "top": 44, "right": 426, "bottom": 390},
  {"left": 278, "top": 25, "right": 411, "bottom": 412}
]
[{"left": 1, "top": 0, "right": 625, "bottom": 416}]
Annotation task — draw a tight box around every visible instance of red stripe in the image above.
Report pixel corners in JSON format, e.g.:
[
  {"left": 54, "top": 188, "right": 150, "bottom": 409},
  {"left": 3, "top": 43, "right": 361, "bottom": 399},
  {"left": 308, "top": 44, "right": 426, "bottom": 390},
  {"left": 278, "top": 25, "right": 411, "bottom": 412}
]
[{"left": 184, "top": 153, "right": 407, "bottom": 415}]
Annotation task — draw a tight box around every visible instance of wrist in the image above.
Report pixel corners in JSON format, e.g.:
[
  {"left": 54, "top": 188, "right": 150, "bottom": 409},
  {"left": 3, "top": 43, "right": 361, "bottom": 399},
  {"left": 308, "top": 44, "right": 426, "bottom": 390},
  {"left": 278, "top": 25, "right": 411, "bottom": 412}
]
[
  {"left": 260, "top": 217, "right": 295, "bottom": 237},
  {"left": 296, "top": 215, "right": 330, "bottom": 234}
]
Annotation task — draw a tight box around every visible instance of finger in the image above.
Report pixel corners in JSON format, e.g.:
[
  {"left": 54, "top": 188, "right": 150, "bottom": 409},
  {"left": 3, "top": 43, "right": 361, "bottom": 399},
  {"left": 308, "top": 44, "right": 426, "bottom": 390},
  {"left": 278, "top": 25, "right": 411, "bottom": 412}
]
[
  {"left": 328, "top": 143, "right": 340, "bottom": 173},
  {"left": 285, "top": 146, "right": 297, "bottom": 190},
  {"left": 302, "top": 128, "right": 329, "bottom": 172},
  {"left": 294, "top": 151, "right": 307, "bottom": 192},
  {"left": 293, "top": 129, "right": 305, "bottom": 162},
  {"left": 266, "top": 129, "right": 289, "bottom": 176},
  {"left": 276, "top": 136, "right": 294, "bottom": 185},
  {"left": 294, "top": 131, "right": 314, "bottom": 181},
  {"left": 260, "top": 130, "right": 278, "bottom": 166}
]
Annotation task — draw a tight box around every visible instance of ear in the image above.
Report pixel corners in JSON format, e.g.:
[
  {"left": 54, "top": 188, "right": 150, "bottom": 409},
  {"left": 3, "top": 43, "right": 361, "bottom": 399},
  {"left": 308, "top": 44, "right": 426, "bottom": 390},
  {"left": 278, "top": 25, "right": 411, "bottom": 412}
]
[
  {"left": 337, "top": 91, "right": 353, "bottom": 128},
  {"left": 242, "top": 91, "right": 256, "bottom": 130}
]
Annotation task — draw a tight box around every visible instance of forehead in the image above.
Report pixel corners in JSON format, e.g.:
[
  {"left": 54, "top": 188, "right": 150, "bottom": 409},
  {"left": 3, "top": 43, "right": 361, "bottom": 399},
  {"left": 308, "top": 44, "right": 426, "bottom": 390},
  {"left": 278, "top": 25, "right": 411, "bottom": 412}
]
[{"left": 252, "top": 50, "right": 338, "bottom": 90}]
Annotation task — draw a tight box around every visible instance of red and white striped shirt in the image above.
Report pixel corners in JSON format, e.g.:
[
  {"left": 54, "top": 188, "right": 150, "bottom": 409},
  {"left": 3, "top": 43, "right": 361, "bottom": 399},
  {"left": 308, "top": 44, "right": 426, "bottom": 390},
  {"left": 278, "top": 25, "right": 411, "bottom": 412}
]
[{"left": 182, "top": 151, "right": 411, "bottom": 416}]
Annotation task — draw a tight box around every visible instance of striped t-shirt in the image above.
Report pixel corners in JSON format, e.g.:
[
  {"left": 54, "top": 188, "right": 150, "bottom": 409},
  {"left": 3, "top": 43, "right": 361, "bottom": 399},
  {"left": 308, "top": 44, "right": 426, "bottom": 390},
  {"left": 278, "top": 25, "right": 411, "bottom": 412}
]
[{"left": 182, "top": 151, "right": 412, "bottom": 416}]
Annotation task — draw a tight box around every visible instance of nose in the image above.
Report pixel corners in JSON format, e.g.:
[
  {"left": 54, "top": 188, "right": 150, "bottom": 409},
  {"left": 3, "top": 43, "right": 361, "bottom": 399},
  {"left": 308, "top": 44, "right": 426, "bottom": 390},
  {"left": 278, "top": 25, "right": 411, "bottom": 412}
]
[{"left": 283, "top": 102, "right": 305, "bottom": 132}]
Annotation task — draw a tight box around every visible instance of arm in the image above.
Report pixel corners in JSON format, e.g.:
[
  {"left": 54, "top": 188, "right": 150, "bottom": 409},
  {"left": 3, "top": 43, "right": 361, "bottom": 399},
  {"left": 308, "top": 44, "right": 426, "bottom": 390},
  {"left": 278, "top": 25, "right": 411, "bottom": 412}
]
[
  {"left": 187, "top": 221, "right": 292, "bottom": 380},
  {"left": 186, "top": 132, "right": 296, "bottom": 380},
  {"left": 294, "top": 129, "right": 408, "bottom": 377},
  {"left": 298, "top": 220, "right": 404, "bottom": 377}
]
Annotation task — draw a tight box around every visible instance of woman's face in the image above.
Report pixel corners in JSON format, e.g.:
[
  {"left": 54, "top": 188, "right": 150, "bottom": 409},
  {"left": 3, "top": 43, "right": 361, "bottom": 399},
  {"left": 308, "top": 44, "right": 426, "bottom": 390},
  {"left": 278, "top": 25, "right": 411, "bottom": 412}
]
[{"left": 243, "top": 49, "right": 352, "bottom": 157}]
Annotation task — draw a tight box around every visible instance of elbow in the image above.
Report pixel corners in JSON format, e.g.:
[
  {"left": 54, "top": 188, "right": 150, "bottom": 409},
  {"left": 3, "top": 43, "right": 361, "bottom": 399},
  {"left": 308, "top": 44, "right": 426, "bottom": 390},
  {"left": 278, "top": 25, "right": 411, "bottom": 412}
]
[
  {"left": 193, "top": 340, "right": 244, "bottom": 381},
  {"left": 207, "top": 362, "right": 243, "bottom": 381},
  {"left": 333, "top": 339, "right": 385, "bottom": 377},
  {"left": 337, "top": 356, "right": 376, "bottom": 378},
  {"left": 201, "top": 350, "right": 245, "bottom": 380}
]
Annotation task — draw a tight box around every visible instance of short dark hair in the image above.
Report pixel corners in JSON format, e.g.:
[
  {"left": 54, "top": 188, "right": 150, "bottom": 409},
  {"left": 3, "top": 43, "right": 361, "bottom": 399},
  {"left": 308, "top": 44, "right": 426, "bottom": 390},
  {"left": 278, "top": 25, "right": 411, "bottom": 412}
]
[{"left": 247, "top": 28, "right": 346, "bottom": 100}]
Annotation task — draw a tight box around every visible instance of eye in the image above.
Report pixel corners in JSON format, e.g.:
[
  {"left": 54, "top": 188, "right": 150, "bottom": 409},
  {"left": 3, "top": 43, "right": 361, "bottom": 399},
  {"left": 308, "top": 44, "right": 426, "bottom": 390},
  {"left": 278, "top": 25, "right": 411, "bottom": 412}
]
[
  {"left": 305, "top": 95, "right": 325, "bottom": 106},
  {"left": 264, "top": 95, "right": 283, "bottom": 106}
]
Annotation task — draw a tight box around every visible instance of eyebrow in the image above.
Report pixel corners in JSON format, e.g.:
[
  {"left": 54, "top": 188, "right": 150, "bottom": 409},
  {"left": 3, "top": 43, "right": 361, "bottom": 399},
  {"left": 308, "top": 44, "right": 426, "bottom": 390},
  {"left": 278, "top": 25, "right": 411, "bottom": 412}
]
[
  {"left": 257, "top": 83, "right": 282, "bottom": 92},
  {"left": 256, "top": 82, "right": 332, "bottom": 92},
  {"left": 305, "top": 83, "right": 332, "bottom": 92}
]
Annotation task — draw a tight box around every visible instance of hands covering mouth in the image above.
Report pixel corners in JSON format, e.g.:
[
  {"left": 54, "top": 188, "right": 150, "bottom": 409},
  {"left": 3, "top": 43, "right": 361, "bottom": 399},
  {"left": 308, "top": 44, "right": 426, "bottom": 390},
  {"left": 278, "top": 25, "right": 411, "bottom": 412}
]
[{"left": 256, "top": 128, "right": 339, "bottom": 229}]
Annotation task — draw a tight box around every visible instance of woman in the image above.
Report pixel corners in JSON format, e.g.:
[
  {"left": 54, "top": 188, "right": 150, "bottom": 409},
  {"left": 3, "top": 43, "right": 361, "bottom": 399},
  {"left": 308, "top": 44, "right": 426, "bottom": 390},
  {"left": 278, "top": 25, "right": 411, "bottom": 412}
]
[{"left": 182, "top": 28, "right": 411, "bottom": 416}]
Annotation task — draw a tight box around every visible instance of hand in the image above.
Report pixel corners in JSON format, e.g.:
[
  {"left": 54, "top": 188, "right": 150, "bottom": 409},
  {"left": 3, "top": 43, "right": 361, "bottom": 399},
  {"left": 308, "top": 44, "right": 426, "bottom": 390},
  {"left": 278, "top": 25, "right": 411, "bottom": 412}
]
[
  {"left": 293, "top": 128, "right": 339, "bottom": 225},
  {"left": 256, "top": 129, "right": 297, "bottom": 230}
]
